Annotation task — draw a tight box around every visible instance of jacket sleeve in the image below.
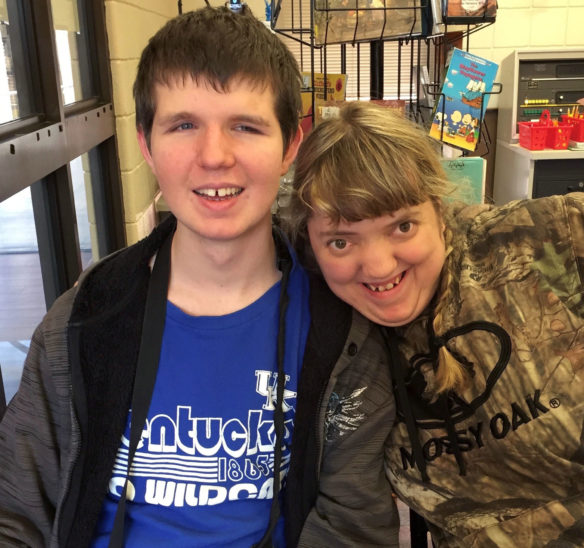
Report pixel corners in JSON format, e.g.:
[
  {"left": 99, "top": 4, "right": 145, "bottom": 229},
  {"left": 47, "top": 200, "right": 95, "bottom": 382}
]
[
  {"left": 0, "top": 290, "right": 76, "bottom": 547},
  {"left": 297, "top": 316, "right": 400, "bottom": 547},
  {"left": 297, "top": 410, "right": 399, "bottom": 547}
]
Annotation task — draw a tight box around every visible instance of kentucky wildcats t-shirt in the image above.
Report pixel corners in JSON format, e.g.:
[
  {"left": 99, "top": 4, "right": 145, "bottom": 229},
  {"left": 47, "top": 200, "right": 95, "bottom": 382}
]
[{"left": 91, "top": 262, "right": 309, "bottom": 547}]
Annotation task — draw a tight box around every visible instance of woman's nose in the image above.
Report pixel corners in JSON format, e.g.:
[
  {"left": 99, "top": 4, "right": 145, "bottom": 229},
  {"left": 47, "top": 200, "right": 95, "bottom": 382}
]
[{"left": 361, "top": 241, "right": 398, "bottom": 281}]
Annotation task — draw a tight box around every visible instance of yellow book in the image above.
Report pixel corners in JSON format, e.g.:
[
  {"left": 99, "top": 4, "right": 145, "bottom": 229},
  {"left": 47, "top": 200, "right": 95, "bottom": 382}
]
[{"left": 301, "top": 72, "right": 347, "bottom": 134}]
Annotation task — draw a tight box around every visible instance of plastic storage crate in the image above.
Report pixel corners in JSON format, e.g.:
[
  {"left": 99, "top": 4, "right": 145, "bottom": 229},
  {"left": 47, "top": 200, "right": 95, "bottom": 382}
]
[
  {"left": 546, "top": 122, "right": 573, "bottom": 149},
  {"left": 519, "top": 110, "right": 573, "bottom": 150},
  {"left": 561, "top": 114, "right": 584, "bottom": 142},
  {"left": 518, "top": 112, "right": 549, "bottom": 150}
]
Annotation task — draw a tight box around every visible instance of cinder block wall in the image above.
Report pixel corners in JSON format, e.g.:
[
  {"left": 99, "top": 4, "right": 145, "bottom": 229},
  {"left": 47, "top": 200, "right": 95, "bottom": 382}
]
[
  {"left": 105, "top": 0, "right": 179, "bottom": 244},
  {"left": 468, "top": 0, "right": 584, "bottom": 109}
]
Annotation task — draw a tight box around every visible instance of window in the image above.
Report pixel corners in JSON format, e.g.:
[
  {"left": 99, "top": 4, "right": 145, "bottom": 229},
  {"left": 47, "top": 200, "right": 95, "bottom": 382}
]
[
  {"left": 51, "top": 0, "right": 95, "bottom": 104},
  {"left": 0, "top": 0, "right": 36, "bottom": 123},
  {"left": 0, "top": 0, "right": 124, "bottom": 404}
]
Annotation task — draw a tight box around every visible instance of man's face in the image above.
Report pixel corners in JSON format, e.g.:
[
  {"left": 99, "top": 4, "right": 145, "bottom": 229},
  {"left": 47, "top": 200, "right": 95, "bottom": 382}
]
[
  {"left": 307, "top": 201, "right": 446, "bottom": 327},
  {"left": 138, "top": 76, "right": 301, "bottom": 246}
]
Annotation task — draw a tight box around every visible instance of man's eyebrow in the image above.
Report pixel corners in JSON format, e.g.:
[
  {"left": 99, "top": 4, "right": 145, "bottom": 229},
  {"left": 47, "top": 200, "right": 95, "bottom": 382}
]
[
  {"left": 155, "top": 111, "right": 195, "bottom": 125},
  {"left": 232, "top": 114, "right": 272, "bottom": 127},
  {"left": 155, "top": 112, "right": 272, "bottom": 127}
]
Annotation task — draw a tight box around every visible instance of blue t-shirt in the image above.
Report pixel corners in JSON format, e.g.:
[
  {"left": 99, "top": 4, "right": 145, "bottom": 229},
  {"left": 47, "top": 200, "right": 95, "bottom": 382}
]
[{"left": 92, "top": 257, "right": 309, "bottom": 547}]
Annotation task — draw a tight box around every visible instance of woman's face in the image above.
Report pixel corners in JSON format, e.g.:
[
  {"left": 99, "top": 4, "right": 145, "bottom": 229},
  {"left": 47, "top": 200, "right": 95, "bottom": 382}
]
[{"left": 307, "top": 200, "right": 446, "bottom": 326}]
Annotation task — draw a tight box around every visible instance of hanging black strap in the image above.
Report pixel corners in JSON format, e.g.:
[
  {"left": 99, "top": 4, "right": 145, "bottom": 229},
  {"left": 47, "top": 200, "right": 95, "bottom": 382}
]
[
  {"left": 252, "top": 254, "right": 290, "bottom": 548},
  {"left": 108, "top": 232, "right": 173, "bottom": 548},
  {"left": 382, "top": 327, "right": 430, "bottom": 482}
]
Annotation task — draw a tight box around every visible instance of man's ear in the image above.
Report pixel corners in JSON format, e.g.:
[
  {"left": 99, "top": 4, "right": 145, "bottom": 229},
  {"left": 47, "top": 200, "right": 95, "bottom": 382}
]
[
  {"left": 137, "top": 127, "right": 155, "bottom": 173},
  {"left": 280, "top": 125, "right": 304, "bottom": 175}
]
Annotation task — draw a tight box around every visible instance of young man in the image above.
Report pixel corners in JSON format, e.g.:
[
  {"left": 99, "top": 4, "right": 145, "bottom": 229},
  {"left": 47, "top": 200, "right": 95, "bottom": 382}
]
[
  {"left": 0, "top": 8, "right": 401, "bottom": 547},
  {"left": 0, "top": 7, "right": 309, "bottom": 547}
]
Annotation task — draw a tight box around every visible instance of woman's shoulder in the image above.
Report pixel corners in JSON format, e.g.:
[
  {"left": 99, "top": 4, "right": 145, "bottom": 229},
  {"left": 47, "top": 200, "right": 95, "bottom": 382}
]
[
  {"left": 447, "top": 193, "right": 584, "bottom": 243},
  {"left": 449, "top": 192, "right": 584, "bottom": 221}
]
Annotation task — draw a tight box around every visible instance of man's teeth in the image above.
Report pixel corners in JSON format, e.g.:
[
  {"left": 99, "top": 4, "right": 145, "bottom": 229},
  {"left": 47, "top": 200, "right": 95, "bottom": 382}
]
[
  {"left": 365, "top": 274, "right": 403, "bottom": 292},
  {"left": 195, "top": 187, "right": 242, "bottom": 198}
]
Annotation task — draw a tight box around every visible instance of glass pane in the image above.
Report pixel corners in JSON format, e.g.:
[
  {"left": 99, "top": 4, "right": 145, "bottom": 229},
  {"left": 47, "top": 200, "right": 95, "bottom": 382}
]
[
  {"left": 0, "top": 188, "right": 46, "bottom": 403},
  {"left": 71, "top": 152, "right": 97, "bottom": 268},
  {"left": 0, "top": 0, "right": 35, "bottom": 123},
  {"left": 51, "top": 0, "right": 94, "bottom": 104}
]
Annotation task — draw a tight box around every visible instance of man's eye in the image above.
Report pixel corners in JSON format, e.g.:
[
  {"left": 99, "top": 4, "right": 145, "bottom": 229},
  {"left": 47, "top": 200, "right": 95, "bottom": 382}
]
[
  {"left": 329, "top": 239, "right": 347, "bottom": 250},
  {"left": 236, "top": 124, "right": 260, "bottom": 133},
  {"left": 176, "top": 122, "right": 193, "bottom": 131}
]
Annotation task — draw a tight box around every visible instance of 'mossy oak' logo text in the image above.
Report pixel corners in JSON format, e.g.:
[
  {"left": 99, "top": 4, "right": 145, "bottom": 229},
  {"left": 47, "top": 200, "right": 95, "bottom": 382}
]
[{"left": 400, "top": 389, "right": 553, "bottom": 469}]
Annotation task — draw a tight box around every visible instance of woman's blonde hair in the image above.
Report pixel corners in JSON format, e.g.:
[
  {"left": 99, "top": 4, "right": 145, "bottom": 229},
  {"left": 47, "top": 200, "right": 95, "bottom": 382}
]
[{"left": 288, "top": 101, "right": 467, "bottom": 393}]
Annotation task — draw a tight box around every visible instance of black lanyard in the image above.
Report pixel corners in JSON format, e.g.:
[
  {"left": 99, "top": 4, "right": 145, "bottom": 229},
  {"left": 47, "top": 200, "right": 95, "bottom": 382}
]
[{"left": 108, "top": 232, "right": 172, "bottom": 548}]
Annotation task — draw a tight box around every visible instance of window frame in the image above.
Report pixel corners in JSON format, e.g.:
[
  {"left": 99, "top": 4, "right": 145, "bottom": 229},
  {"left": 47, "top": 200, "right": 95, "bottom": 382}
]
[{"left": 0, "top": 0, "right": 125, "bottom": 307}]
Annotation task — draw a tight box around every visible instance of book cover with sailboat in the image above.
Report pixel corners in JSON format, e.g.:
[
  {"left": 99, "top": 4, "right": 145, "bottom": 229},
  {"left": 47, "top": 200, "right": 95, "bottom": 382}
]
[{"left": 429, "top": 48, "right": 498, "bottom": 151}]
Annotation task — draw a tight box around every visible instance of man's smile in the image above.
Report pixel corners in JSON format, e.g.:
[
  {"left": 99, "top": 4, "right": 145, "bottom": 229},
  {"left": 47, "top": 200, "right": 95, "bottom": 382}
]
[{"left": 194, "top": 187, "right": 243, "bottom": 200}]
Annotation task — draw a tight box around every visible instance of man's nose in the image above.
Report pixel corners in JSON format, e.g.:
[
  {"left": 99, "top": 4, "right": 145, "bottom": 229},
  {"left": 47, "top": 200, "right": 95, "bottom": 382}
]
[{"left": 197, "top": 126, "right": 235, "bottom": 169}]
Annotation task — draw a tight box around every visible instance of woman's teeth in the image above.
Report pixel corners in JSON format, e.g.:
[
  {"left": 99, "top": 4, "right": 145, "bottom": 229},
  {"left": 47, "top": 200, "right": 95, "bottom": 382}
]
[{"left": 365, "top": 273, "right": 404, "bottom": 292}]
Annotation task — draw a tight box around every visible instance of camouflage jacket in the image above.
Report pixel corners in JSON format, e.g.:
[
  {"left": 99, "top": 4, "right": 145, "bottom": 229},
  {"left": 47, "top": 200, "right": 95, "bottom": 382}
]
[{"left": 385, "top": 193, "right": 584, "bottom": 547}]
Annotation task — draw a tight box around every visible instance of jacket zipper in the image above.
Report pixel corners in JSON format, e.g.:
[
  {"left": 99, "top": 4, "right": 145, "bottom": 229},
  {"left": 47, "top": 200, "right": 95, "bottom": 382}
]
[{"left": 314, "top": 380, "right": 333, "bottom": 482}]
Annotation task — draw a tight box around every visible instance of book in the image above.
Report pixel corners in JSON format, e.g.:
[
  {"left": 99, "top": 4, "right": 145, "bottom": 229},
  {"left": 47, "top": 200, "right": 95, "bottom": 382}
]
[
  {"left": 301, "top": 72, "right": 347, "bottom": 134},
  {"left": 441, "top": 156, "right": 486, "bottom": 204},
  {"left": 443, "top": 0, "right": 496, "bottom": 24},
  {"left": 428, "top": 48, "right": 499, "bottom": 152},
  {"left": 421, "top": 0, "right": 445, "bottom": 36}
]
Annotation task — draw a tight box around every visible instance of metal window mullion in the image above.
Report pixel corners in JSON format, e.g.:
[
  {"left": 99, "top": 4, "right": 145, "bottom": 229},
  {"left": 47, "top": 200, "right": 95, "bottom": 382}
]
[
  {"left": 88, "top": 137, "right": 126, "bottom": 255},
  {"left": 30, "top": 166, "right": 82, "bottom": 308},
  {"left": 31, "top": 0, "right": 64, "bottom": 124},
  {"left": 5, "top": 0, "right": 37, "bottom": 115},
  {"left": 86, "top": 0, "right": 113, "bottom": 102},
  {"left": 370, "top": 40, "right": 383, "bottom": 99}
]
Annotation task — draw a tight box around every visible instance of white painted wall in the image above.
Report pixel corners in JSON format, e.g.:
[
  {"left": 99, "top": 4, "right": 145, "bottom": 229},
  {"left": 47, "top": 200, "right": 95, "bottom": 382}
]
[{"left": 467, "top": 0, "right": 584, "bottom": 108}]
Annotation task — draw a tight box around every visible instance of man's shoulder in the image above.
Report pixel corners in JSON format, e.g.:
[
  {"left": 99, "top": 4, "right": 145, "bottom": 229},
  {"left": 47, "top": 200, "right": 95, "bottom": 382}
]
[{"left": 70, "top": 216, "right": 176, "bottom": 322}]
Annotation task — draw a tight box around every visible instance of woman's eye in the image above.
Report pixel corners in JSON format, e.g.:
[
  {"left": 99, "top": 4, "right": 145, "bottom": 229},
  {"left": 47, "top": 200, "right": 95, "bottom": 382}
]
[
  {"left": 398, "top": 221, "right": 412, "bottom": 233},
  {"left": 329, "top": 239, "right": 347, "bottom": 250}
]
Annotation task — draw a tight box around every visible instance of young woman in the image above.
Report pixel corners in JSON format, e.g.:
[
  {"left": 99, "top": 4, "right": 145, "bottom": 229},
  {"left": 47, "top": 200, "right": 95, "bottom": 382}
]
[{"left": 287, "top": 100, "right": 584, "bottom": 547}]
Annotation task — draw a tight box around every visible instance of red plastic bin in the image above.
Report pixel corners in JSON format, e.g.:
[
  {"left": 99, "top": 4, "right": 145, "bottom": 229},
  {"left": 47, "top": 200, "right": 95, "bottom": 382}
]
[
  {"left": 519, "top": 110, "right": 573, "bottom": 150},
  {"left": 518, "top": 122, "right": 548, "bottom": 150},
  {"left": 547, "top": 122, "right": 572, "bottom": 149},
  {"left": 561, "top": 115, "right": 584, "bottom": 142}
]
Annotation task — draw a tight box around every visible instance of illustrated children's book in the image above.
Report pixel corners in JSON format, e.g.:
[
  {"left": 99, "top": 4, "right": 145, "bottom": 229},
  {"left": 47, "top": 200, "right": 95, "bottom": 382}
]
[
  {"left": 441, "top": 156, "right": 486, "bottom": 204},
  {"left": 429, "top": 48, "right": 498, "bottom": 152}
]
